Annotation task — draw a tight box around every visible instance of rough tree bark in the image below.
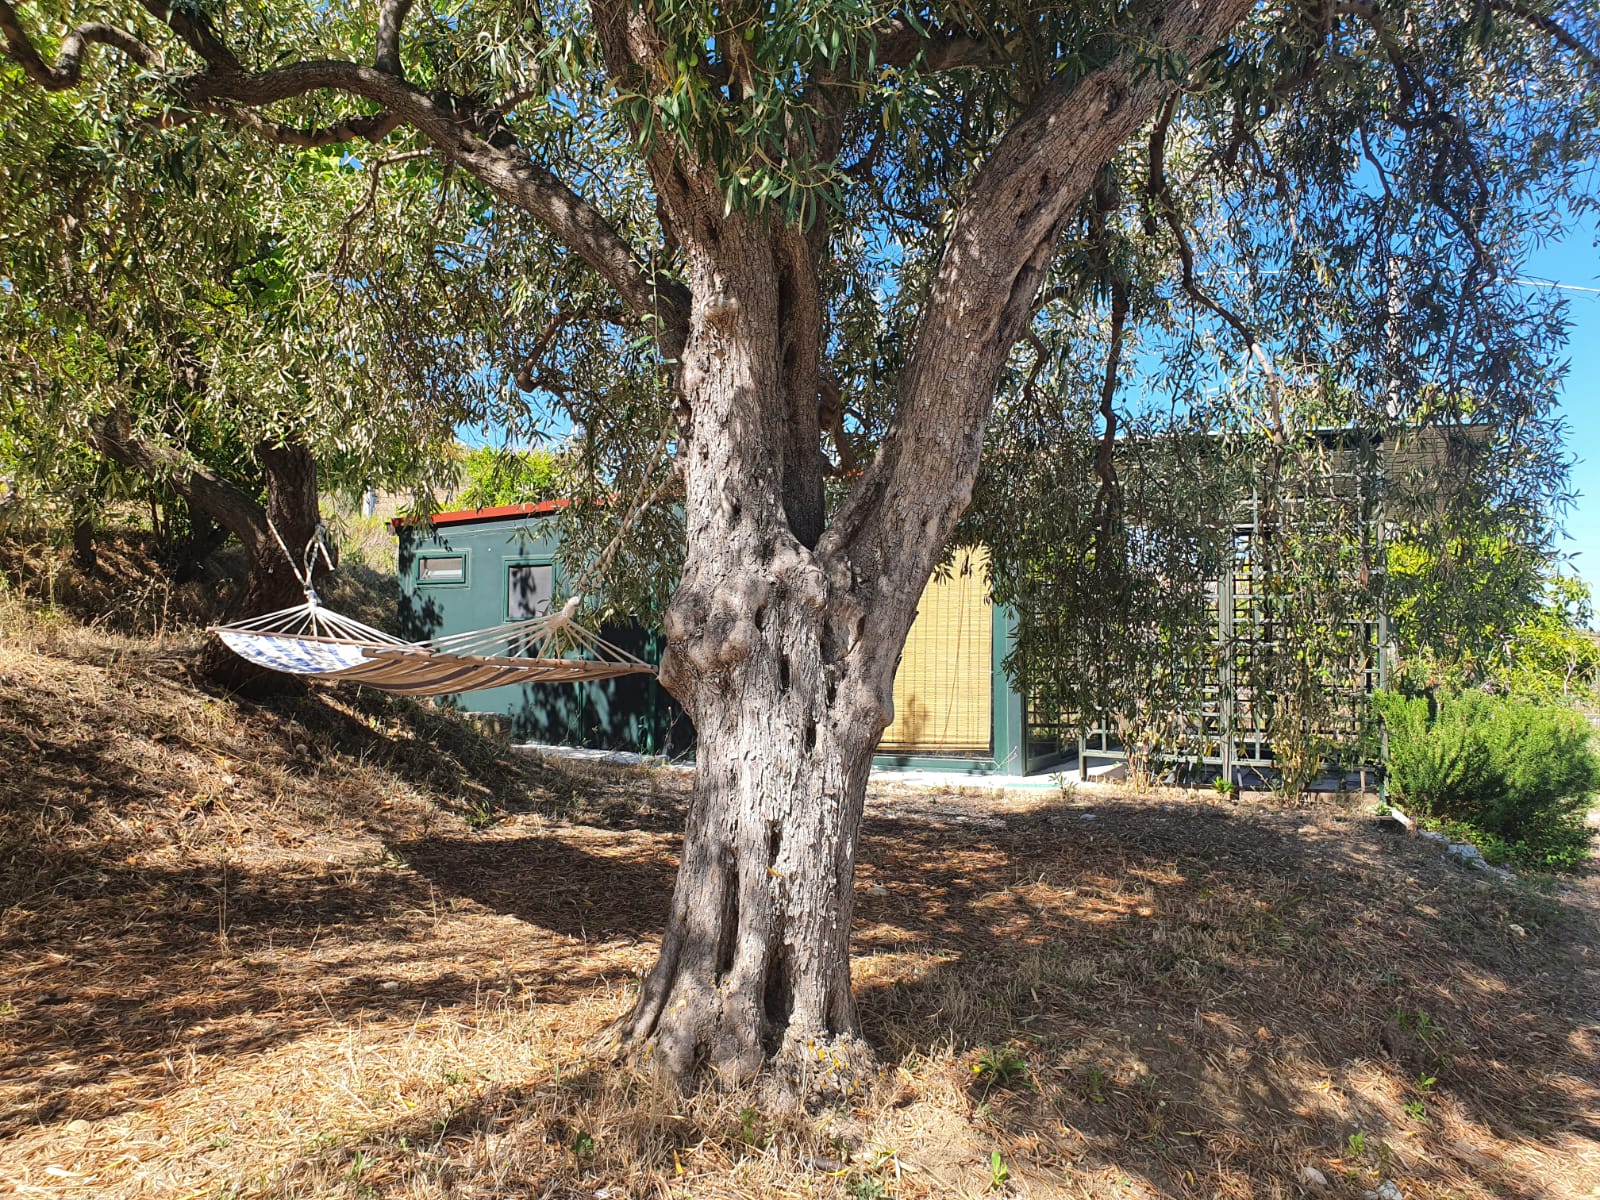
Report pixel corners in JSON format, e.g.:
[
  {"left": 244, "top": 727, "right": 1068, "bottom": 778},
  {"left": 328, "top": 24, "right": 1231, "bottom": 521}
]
[
  {"left": 89, "top": 414, "right": 328, "bottom": 690},
  {"left": 606, "top": 212, "right": 885, "bottom": 1090},
  {"left": 599, "top": 0, "right": 1256, "bottom": 1089}
]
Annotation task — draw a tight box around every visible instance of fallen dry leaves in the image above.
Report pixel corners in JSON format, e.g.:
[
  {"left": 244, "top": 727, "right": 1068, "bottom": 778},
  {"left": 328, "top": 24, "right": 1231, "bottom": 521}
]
[{"left": 1, "top": 599, "right": 1597, "bottom": 1200}]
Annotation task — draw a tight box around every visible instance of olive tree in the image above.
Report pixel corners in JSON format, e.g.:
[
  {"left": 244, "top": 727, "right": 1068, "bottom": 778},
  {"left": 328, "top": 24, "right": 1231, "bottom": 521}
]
[
  {"left": 0, "top": 85, "right": 502, "bottom": 680},
  {"left": 4, "top": 0, "right": 1596, "bottom": 1087}
]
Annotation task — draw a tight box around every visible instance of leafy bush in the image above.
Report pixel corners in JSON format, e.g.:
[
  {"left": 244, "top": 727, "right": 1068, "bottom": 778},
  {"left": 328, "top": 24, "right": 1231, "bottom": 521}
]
[
  {"left": 1375, "top": 691, "right": 1598, "bottom": 870},
  {"left": 458, "top": 446, "right": 563, "bottom": 509}
]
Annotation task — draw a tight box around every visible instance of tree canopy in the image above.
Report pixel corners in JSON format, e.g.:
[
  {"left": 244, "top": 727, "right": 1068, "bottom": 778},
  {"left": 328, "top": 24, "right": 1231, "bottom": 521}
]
[
  {"left": 4, "top": 0, "right": 1591, "bottom": 578},
  {"left": 4, "top": 0, "right": 1598, "bottom": 1088}
]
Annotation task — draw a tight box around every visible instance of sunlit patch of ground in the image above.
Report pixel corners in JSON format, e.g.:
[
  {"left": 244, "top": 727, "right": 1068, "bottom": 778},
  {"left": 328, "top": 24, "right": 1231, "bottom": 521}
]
[{"left": 1, "top": 604, "right": 1596, "bottom": 1199}]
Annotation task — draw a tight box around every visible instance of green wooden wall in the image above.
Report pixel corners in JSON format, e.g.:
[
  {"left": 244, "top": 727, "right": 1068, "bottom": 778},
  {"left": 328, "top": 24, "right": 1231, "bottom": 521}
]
[
  {"left": 397, "top": 515, "right": 686, "bottom": 756},
  {"left": 395, "top": 513, "right": 1056, "bottom": 775}
]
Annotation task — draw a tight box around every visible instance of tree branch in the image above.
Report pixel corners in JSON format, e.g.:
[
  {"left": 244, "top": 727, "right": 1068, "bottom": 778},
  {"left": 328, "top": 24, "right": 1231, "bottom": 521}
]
[
  {"left": 513, "top": 311, "right": 576, "bottom": 391},
  {"left": 1092, "top": 275, "right": 1129, "bottom": 574},
  {"left": 1489, "top": 0, "right": 1600, "bottom": 78},
  {"left": 1146, "top": 94, "right": 1262, "bottom": 357},
  {"left": 127, "top": 0, "right": 238, "bottom": 71},
  {"left": 0, "top": 0, "right": 689, "bottom": 355},
  {"left": 190, "top": 101, "right": 404, "bottom": 148},
  {"left": 337, "top": 148, "right": 433, "bottom": 265},
  {"left": 375, "top": 0, "right": 413, "bottom": 75},
  {"left": 0, "top": 0, "right": 159, "bottom": 89},
  {"left": 826, "top": 0, "right": 1257, "bottom": 606},
  {"left": 1144, "top": 94, "right": 1286, "bottom": 444},
  {"left": 873, "top": 18, "right": 1005, "bottom": 72},
  {"left": 1335, "top": 0, "right": 1496, "bottom": 291},
  {"left": 88, "top": 411, "right": 271, "bottom": 556}
]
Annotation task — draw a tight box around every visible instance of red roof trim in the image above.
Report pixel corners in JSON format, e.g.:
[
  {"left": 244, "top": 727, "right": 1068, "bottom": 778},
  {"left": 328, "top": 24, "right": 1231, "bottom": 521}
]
[{"left": 390, "top": 498, "right": 569, "bottom": 531}]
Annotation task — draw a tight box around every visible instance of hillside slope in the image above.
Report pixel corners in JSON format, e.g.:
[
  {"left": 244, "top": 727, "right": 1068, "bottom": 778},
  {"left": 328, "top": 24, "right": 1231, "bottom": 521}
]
[{"left": 1, "top": 603, "right": 1597, "bottom": 1200}]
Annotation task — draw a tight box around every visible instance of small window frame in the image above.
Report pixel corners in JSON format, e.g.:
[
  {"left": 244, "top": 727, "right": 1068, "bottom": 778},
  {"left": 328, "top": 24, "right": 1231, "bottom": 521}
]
[
  {"left": 504, "top": 558, "right": 556, "bottom": 621},
  {"left": 415, "top": 550, "right": 470, "bottom": 587}
]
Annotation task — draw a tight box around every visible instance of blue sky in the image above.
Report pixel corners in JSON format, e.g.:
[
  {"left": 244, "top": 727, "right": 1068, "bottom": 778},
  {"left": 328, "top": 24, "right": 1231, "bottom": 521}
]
[
  {"left": 1525, "top": 214, "right": 1600, "bottom": 603},
  {"left": 462, "top": 211, "right": 1600, "bottom": 627}
]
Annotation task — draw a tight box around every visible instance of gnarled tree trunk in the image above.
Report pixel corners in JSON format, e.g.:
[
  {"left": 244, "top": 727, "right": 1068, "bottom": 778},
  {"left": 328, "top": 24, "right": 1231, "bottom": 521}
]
[
  {"left": 195, "top": 440, "right": 328, "bottom": 689},
  {"left": 90, "top": 414, "right": 328, "bottom": 691},
  {"left": 605, "top": 0, "right": 1254, "bottom": 1088},
  {"left": 611, "top": 217, "right": 906, "bottom": 1088},
  {"left": 619, "top": 590, "right": 889, "bottom": 1087}
]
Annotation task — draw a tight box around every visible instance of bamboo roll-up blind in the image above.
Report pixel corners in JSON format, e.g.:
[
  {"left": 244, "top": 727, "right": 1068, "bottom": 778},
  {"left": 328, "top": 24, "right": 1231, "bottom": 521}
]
[{"left": 880, "top": 547, "right": 993, "bottom": 752}]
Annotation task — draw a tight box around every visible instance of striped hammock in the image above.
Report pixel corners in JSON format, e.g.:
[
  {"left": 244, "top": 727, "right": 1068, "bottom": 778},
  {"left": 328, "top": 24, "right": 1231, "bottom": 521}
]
[{"left": 212, "top": 597, "right": 654, "bottom": 696}]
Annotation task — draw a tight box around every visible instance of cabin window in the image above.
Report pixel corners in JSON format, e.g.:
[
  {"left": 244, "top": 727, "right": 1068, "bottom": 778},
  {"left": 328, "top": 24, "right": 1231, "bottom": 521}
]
[
  {"left": 416, "top": 553, "right": 467, "bottom": 585},
  {"left": 508, "top": 563, "right": 554, "bottom": 620}
]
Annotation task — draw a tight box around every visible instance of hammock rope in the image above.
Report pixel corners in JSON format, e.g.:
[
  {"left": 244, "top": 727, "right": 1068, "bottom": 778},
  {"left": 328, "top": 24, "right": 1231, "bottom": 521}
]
[
  {"left": 210, "top": 458, "right": 668, "bottom": 697},
  {"left": 214, "top": 294, "right": 678, "bottom": 695}
]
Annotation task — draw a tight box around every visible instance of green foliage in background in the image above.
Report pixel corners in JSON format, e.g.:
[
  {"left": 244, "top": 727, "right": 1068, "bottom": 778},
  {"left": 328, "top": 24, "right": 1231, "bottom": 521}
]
[
  {"left": 0, "top": 79, "right": 516, "bottom": 556},
  {"left": 457, "top": 446, "right": 564, "bottom": 510},
  {"left": 1504, "top": 577, "right": 1600, "bottom": 703},
  {"left": 1389, "top": 543, "right": 1600, "bottom": 703},
  {"left": 1376, "top": 690, "right": 1598, "bottom": 870}
]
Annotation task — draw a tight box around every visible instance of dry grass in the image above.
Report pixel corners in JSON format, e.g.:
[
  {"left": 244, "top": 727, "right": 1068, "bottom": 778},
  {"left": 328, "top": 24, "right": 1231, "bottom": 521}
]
[
  {"left": 1, "top": 600, "right": 1597, "bottom": 1200},
  {"left": 0, "top": 530, "right": 227, "bottom": 637},
  {"left": 0, "top": 524, "right": 401, "bottom": 639}
]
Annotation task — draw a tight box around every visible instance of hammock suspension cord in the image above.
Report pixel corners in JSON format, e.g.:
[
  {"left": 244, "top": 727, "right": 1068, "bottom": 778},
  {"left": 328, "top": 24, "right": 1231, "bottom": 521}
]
[{"left": 209, "top": 425, "right": 677, "bottom": 693}]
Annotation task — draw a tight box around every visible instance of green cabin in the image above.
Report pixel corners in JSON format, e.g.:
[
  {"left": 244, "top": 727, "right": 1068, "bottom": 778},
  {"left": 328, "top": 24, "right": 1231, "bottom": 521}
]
[
  {"left": 395, "top": 502, "right": 687, "bottom": 758},
  {"left": 393, "top": 430, "right": 1460, "bottom": 786},
  {"left": 395, "top": 505, "right": 1051, "bottom": 774}
]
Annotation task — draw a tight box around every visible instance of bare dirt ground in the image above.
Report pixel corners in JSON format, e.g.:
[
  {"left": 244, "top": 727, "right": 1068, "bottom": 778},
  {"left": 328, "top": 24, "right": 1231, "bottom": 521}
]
[{"left": 1, "top": 603, "right": 1597, "bottom": 1199}]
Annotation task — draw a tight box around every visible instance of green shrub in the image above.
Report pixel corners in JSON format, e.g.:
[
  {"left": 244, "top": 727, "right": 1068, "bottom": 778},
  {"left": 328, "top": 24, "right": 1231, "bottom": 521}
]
[{"left": 1375, "top": 691, "right": 1599, "bottom": 871}]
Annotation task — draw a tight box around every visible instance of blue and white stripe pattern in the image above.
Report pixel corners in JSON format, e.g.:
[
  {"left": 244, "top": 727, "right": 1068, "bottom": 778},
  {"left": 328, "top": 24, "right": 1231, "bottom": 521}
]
[
  {"left": 217, "top": 630, "right": 376, "bottom": 675},
  {"left": 210, "top": 596, "right": 654, "bottom": 694}
]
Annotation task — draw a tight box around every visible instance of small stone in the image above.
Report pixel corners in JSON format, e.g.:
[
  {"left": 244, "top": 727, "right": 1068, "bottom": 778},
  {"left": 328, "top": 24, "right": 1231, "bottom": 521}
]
[
  {"left": 379, "top": 981, "right": 400, "bottom": 991},
  {"left": 1298, "top": 1166, "right": 1329, "bottom": 1188},
  {"left": 1447, "top": 843, "right": 1482, "bottom": 862},
  {"left": 1363, "top": 1181, "right": 1403, "bottom": 1200},
  {"left": 1419, "top": 830, "right": 1448, "bottom": 843},
  {"left": 799, "top": 1154, "right": 845, "bottom": 1173},
  {"left": 865, "top": 884, "right": 888, "bottom": 897},
  {"left": 1508, "top": 923, "right": 1527, "bottom": 938}
]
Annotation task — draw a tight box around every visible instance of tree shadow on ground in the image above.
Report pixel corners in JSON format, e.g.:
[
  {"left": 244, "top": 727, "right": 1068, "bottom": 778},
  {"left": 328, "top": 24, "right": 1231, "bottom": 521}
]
[
  {"left": 217, "top": 1057, "right": 842, "bottom": 1200},
  {"left": 222, "top": 786, "right": 1600, "bottom": 1199},
  {"left": 5, "top": 658, "right": 1596, "bottom": 1200},
  {"left": 395, "top": 832, "right": 676, "bottom": 941},
  {"left": 107, "top": 792, "right": 1592, "bottom": 1200},
  {"left": 0, "top": 627, "right": 684, "bottom": 1143},
  {"left": 845, "top": 798, "right": 1599, "bottom": 1197},
  {"left": 0, "top": 838, "right": 658, "bottom": 1138}
]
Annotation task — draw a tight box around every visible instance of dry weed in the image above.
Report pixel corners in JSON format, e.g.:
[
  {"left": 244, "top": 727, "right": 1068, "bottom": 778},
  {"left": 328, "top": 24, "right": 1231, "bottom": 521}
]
[{"left": 1, "top": 603, "right": 1596, "bottom": 1200}]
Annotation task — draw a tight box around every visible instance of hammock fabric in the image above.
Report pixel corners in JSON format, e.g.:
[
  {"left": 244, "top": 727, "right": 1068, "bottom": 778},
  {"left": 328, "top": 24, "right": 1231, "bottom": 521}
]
[{"left": 213, "top": 597, "right": 655, "bottom": 696}]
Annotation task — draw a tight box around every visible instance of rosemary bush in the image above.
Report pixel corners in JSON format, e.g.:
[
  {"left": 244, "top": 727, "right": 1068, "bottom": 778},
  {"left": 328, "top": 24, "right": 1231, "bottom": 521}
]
[{"left": 1376, "top": 691, "right": 1598, "bottom": 870}]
